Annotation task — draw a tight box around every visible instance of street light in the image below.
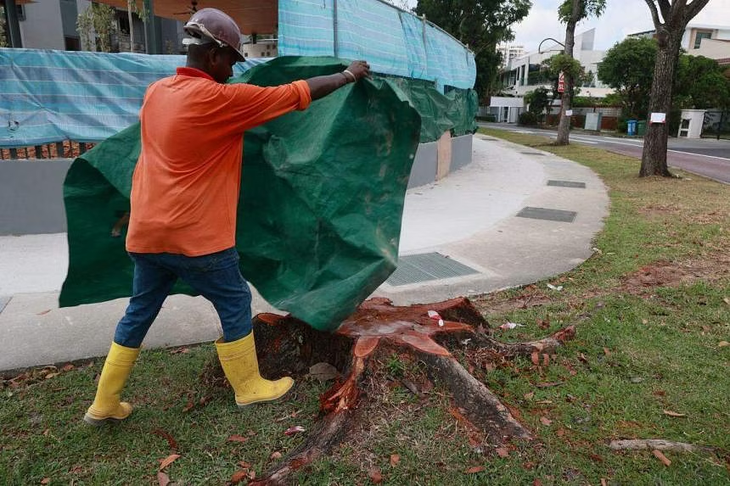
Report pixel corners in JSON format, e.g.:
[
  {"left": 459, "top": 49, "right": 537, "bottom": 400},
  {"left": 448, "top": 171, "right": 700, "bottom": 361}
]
[{"left": 538, "top": 37, "right": 565, "bottom": 54}]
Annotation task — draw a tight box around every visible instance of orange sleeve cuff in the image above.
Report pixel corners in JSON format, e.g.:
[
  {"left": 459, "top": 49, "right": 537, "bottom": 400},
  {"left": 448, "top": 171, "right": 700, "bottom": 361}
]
[{"left": 292, "top": 80, "right": 312, "bottom": 111}]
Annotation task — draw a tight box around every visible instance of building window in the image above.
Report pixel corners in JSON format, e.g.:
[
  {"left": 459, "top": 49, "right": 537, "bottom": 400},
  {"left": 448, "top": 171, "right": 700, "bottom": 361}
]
[
  {"left": 694, "top": 31, "right": 712, "bottom": 49},
  {"left": 65, "top": 36, "right": 81, "bottom": 51}
]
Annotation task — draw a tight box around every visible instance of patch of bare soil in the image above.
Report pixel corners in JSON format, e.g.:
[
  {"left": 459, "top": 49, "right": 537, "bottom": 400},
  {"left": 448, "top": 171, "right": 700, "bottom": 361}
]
[{"left": 620, "top": 254, "right": 730, "bottom": 294}]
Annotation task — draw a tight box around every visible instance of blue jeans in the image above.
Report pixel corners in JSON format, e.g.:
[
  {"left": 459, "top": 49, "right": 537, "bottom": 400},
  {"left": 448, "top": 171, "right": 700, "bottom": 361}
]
[{"left": 113, "top": 247, "right": 252, "bottom": 348}]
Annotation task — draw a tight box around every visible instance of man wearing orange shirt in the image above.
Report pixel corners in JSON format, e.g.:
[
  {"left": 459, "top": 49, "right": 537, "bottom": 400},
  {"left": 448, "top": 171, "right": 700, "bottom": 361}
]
[{"left": 84, "top": 8, "right": 370, "bottom": 425}]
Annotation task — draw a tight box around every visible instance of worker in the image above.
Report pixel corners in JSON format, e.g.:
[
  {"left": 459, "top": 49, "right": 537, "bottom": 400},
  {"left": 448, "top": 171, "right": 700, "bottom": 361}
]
[{"left": 84, "top": 7, "right": 370, "bottom": 425}]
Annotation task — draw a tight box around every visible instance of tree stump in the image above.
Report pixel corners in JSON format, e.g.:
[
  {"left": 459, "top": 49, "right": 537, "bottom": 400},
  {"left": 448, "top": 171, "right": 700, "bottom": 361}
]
[{"left": 244, "top": 297, "right": 575, "bottom": 485}]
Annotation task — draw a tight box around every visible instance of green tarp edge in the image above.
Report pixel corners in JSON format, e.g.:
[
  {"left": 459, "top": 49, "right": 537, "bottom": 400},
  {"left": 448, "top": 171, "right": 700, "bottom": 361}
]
[{"left": 59, "top": 57, "right": 476, "bottom": 332}]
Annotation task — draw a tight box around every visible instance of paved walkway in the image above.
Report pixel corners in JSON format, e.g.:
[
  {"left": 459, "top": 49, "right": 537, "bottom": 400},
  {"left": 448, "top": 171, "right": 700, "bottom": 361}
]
[{"left": 0, "top": 134, "right": 609, "bottom": 372}]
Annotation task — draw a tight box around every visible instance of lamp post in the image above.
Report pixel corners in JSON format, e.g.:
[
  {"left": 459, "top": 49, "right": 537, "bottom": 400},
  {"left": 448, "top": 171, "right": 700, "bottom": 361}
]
[{"left": 538, "top": 38, "right": 566, "bottom": 127}]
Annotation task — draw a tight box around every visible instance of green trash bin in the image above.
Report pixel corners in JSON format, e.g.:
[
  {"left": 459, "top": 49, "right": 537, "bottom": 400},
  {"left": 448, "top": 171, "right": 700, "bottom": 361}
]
[{"left": 637, "top": 120, "right": 647, "bottom": 136}]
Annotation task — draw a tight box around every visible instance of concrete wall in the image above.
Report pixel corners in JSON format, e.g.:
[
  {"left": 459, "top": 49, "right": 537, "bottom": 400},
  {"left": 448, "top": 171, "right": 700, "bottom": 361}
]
[
  {"left": 18, "top": 1, "right": 65, "bottom": 50},
  {"left": 0, "top": 159, "right": 72, "bottom": 235},
  {"left": 1, "top": 135, "right": 474, "bottom": 235}
]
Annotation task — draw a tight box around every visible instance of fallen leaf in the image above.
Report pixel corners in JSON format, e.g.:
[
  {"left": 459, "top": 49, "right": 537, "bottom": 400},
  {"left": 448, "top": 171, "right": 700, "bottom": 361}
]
[
  {"left": 157, "top": 472, "right": 170, "bottom": 486},
  {"left": 589, "top": 453, "right": 604, "bottom": 463},
  {"left": 44, "top": 373, "right": 59, "bottom": 380},
  {"left": 465, "top": 466, "right": 485, "bottom": 474},
  {"left": 158, "top": 454, "right": 180, "bottom": 471},
  {"left": 542, "top": 354, "right": 550, "bottom": 366},
  {"left": 601, "top": 479, "right": 608, "bottom": 486},
  {"left": 642, "top": 319, "right": 649, "bottom": 324},
  {"left": 653, "top": 449, "right": 672, "bottom": 466},
  {"left": 153, "top": 429, "right": 178, "bottom": 451},
  {"left": 61, "top": 364, "right": 75, "bottom": 372},
  {"left": 270, "top": 451, "right": 282, "bottom": 460},
  {"left": 578, "top": 353, "right": 588, "bottom": 364},
  {"left": 238, "top": 461, "right": 252, "bottom": 469},
  {"left": 230, "top": 470, "right": 249, "bottom": 484},
  {"left": 524, "top": 392, "right": 535, "bottom": 400},
  {"left": 534, "top": 479, "right": 543, "bottom": 486},
  {"left": 368, "top": 467, "right": 383, "bottom": 483},
  {"left": 284, "top": 425, "right": 306, "bottom": 436},
  {"left": 496, "top": 447, "right": 509, "bottom": 458},
  {"left": 390, "top": 454, "right": 400, "bottom": 467},
  {"left": 40, "top": 479, "right": 50, "bottom": 485},
  {"left": 663, "top": 410, "right": 686, "bottom": 418},
  {"left": 723, "top": 297, "right": 729, "bottom": 305},
  {"left": 170, "top": 347, "right": 190, "bottom": 354},
  {"left": 227, "top": 435, "right": 249, "bottom": 443},
  {"left": 603, "top": 347, "right": 611, "bottom": 356},
  {"left": 556, "top": 428, "right": 566, "bottom": 437},
  {"left": 540, "top": 417, "right": 552, "bottom": 426},
  {"left": 536, "top": 400, "right": 553, "bottom": 405},
  {"left": 182, "top": 400, "right": 194, "bottom": 413},
  {"left": 531, "top": 350, "right": 540, "bottom": 365},
  {"left": 309, "top": 362, "right": 339, "bottom": 381},
  {"left": 719, "top": 341, "right": 729, "bottom": 348}
]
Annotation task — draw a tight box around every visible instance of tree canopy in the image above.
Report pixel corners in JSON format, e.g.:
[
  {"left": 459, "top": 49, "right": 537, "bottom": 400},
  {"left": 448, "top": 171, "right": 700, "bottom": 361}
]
[
  {"left": 598, "top": 37, "right": 657, "bottom": 118},
  {"left": 415, "top": 0, "right": 531, "bottom": 101}
]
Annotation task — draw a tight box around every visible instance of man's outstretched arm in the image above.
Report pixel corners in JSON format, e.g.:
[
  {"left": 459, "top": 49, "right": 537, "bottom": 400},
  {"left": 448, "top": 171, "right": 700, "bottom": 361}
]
[{"left": 306, "top": 60, "right": 371, "bottom": 100}]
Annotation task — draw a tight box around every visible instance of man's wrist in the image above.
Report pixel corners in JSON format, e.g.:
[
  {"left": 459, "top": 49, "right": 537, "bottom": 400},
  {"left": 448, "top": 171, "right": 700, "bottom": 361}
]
[{"left": 342, "top": 69, "right": 357, "bottom": 83}]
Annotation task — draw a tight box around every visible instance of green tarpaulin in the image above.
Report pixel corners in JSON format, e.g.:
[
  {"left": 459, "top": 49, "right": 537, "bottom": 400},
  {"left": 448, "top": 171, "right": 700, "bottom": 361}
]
[{"left": 59, "top": 57, "right": 476, "bottom": 331}]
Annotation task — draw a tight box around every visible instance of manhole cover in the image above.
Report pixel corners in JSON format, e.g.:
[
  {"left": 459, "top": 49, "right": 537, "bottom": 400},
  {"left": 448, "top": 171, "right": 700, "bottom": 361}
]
[
  {"left": 387, "top": 252, "right": 479, "bottom": 286},
  {"left": 516, "top": 207, "right": 577, "bottom": 223}
]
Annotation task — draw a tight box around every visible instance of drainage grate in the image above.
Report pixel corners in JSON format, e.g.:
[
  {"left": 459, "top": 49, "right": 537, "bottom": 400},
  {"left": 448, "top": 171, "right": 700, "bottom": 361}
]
[
  {"left": 548, "top": 180, "right": 586, "bottom": 189},
  {"left": 520, "top": 151, "right": 546, "bottom": 156},
  {"left": 0, "top": 296, "right": 11, "bottom": 314},
  {"left": 517, "top": 206, "right": 577, "bottom": 223},
  {"left": 387, "top": 252, "right": 479, "bottom": 286}
]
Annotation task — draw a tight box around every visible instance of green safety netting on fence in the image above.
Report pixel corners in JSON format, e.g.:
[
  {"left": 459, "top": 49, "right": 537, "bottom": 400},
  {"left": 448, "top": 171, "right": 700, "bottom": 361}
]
[{"left": 59, "top": 57, "right": 476, "bottom": 331}]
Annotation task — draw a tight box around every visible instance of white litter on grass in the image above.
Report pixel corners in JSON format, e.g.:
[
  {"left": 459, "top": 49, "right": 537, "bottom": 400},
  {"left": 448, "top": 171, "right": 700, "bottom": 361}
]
[
  {"left": 547, "top": 283, "right": 563, "bottom": 291},
  {"left": 499, "top": 322, "right": 524, "bottom": 330}
]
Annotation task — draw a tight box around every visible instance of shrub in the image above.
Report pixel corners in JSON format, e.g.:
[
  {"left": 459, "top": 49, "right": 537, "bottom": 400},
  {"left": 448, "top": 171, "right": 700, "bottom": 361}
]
[{"left": 518, "top": 111, "right": 538, "bottom": 126}]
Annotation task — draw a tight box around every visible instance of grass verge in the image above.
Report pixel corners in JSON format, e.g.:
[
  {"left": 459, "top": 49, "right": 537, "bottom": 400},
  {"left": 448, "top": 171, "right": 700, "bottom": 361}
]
[{"left": 1, "top": 128, "right": 728, "bottom": 485}]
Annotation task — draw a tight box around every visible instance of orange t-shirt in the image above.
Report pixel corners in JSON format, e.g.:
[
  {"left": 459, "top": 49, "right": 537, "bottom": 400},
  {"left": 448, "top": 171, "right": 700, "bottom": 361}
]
[{"left": 125, "top": 67, "right": 311, "bottom": 256}]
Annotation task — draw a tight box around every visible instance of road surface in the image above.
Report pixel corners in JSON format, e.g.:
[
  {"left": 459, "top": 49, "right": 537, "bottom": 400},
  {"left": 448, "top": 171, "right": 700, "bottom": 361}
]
[{"left": 481, "top": 123, "right": 730, "bottom": 184}]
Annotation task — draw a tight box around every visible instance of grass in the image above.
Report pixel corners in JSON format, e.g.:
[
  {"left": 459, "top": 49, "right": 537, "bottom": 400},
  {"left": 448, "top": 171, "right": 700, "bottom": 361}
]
[{"left": 1, "top": 128, "right": 729, "bottom": 485}]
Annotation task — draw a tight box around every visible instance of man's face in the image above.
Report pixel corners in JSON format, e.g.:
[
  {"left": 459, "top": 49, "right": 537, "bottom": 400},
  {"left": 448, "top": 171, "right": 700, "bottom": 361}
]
[{"left": 209, "top": 47, "right": 238, "bottom": 83}]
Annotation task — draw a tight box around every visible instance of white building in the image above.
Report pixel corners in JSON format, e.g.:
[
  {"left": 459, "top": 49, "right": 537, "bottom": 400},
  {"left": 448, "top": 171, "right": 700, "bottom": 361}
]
[
  {"left": 499, "top": 29, "right": 612, "bottom": 98},
  {"left": 497, "top": 43, "right": 525, "bottom": 69},
  {"left": 629, "top": 23, "right": 730, "bottom": 64}
]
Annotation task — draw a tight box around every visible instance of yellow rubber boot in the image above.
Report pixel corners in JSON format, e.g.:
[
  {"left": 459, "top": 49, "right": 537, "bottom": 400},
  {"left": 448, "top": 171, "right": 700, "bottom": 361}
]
[
  {"left": 215, "top": 333, "right": 294, "bottom": 407},
  {"left": 83, "top": 343, "right": 140, "bottom": 426}
]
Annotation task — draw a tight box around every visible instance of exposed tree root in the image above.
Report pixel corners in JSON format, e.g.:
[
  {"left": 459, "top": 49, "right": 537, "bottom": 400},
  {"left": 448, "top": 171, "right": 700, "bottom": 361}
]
[
  {"left": 243, "top": 297, "right": 575, "bottom": 485},
  {"left": 609, "top": 439, "right": 711, "bottom": 453}
]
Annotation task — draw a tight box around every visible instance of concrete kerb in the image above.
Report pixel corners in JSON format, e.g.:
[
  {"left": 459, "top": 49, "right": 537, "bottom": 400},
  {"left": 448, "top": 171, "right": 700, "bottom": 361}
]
[{"left": 0, "top": 135, "right": 610, "bottom": 373}]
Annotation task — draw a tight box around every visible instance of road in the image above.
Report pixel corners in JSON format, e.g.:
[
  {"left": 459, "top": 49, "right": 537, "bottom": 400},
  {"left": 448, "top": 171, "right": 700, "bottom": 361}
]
[{"left": 480, "top": 123, "right": 730, "bottom": 184}]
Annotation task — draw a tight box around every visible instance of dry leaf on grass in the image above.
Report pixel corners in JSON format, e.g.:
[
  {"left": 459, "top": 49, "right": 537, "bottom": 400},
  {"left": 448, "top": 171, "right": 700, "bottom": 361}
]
[
  {"left": 227, "top": 435, "right": 249, "bottom": 443},
  {"left": 601, "top": 479, "right": 608, "bottom": 486},
  {"left": 496, "top": 447, "right": 509, "bottom": 458},
  {"left": 663, "top": 410, "right": 686, "bottom": 418},
  {"left": 533, "top": 479, "right": 544, "bottom": 486},
  {"left": 158, "top": 454, "right": 180, "bottom": 471},
  {"left": 524, "top": 392, "right": 535, "bottom": 400},
  {"left": 540, "top": 417, "right": 552, "bottom": 426},
  {"left": 230, "top": 470, "right": 249, "bottom": 484},
  {"left": 531, "top": 351, "right": 540, "bottom": 365},
  {"left": 603, "top": 347, "right": 611, "bottom": 356},
  {"left": 653, "top": 449, "right": 672, "bottom": 466},
  {"left": 157, "top": 472, "right": 170, "bottom": 486},
  {"left": 61, "top": 364, "right": 75, "bottom": 372},
  {"left": 556, "top": 428, "right": 566, "bottom": 437},
  {"left": 270, "top": 451, "right": 282, "bottom": 460},
  {"left": 40, "top": 479, "right": 50, "bottom": 485},
  {"left": 153, "top": 429, "right": 178, "bottom": 451},
  {"left": 368, "top": 467, "right": 383, "bottom": 483},
  {"left": 390, "top": 454, "right": 400, "bottom": 467},
  {"left": 465, "top": 466, "right": 485, "bottom": 474},
  {"left": 719, "top": 341, "right": 729, "bottom": 348}
]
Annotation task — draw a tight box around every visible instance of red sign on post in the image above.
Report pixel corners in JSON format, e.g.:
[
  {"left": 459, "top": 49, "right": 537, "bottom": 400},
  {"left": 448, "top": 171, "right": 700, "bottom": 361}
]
[{"left": 557, "top": 71, "right": 565, "bottom": 93}]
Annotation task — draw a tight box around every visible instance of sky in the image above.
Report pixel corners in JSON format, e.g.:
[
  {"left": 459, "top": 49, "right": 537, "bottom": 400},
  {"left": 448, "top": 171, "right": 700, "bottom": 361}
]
[{"left": 511, "top": 0, "right": 730, "bottom": 52}]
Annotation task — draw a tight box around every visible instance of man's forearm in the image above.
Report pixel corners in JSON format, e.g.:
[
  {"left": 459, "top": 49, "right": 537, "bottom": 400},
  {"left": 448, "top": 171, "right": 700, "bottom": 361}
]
[{"left": 306, "top": 73, "right": 352, "bottom": 101}]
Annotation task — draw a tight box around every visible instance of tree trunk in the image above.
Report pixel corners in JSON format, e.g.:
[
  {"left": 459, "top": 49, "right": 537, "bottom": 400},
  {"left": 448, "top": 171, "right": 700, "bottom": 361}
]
[
  {"left": 128, "top": 1, "right": 134, "bottom": 52},
  {"left": 555, "top": 0, "right": 579, "bottom": 145},
  {"left": 640, "top": 32, "right": 680, "bottom": 177}
]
